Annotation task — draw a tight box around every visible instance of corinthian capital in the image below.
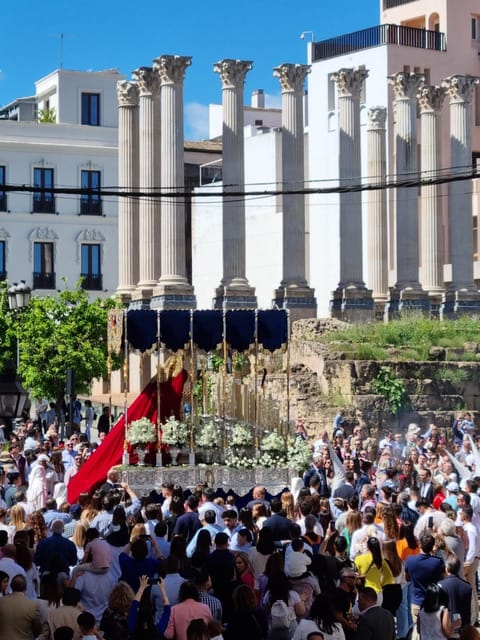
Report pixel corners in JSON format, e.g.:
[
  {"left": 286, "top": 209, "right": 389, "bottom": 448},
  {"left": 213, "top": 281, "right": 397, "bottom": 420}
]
[
  {"left": 417, "top": 85, "right": 446, "bottom": 113},
  {"left": 131, "top": 67, "right": 160, "bottom": 96},
  {"left": 153, "top": 55, "right": 192, "bottom": 85},
  {"left": 442, "top": 74, "right": 478, "bottom": 104},
  {"left": 367, "top": 107, "right": 387, "bottom": 130},
  {"left": 273, "top": 63, "right": 310, "bottom": 93},
  {"left": 213, "top": 59, "right": 253, "bottom": 89},
  {"left": 388, "top": 71, "right": 424, "bottom": 100},
  {"left": 117, "top": 81, "right": 139, "bottom": 107},
  {"left": 332, "top": 67, "right": 369, "bottom": 98}
]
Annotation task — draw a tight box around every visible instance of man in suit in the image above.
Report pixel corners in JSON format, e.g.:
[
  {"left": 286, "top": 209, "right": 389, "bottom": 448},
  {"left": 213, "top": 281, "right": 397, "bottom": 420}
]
[
  {"left": 0, "top": 574, "right": 42, "bottom": 639},
  {"left": 356, "top": 586, "right": 395, "bottom": 640},
  {"left": 262, "top": 497, "right": 292, "bottom": 541},
  {"left": 418, "top": 467, "right": 434, "bottom": 504},
  {"left": 439, "top": 553, "right": 471, "bottom": 631}
]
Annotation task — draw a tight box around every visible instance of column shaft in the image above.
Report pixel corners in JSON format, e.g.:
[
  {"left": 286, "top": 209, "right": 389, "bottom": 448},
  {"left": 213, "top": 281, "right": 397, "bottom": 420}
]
[
  {"left": 366, "top": 107, "right": 388, "bottom": 301},
  {"left": 389, "top": 72, "right": 424, "bottom": 291},
  {"left": 116, "top": 81, "right": 139, "bottom": 299}
]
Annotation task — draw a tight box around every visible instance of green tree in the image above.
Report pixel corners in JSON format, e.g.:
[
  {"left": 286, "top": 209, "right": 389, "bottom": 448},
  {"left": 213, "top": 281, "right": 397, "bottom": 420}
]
[
  {"left": 0, "top": 281, "right": 20, "bottom": 372},
  {"left": 17, "top": 281, "right": 120, "bottom": 407}
]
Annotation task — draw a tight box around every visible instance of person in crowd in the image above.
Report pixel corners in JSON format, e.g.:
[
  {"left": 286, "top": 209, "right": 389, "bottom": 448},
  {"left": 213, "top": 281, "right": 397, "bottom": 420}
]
[
  {"left": 294, "top": 593, "right": 345, "bottom": 640},
  {"left": 0, "top": 574, "right": 42, "bottom": 639},
  {"left": 354, "top": 537, "right": 394, "bottom": 603},
  {"left": 418, "top": 582, "right": 459, "bottom": 640},
  {"left": 164, "top": 581, "right": 211, "bottom": 640},
  {"left": 224, "top": 583, "right": 268, "bottom": 640},
  {"left": 356, "top": 586, "right": 396, "bottom": 640},
  {"left": 234, "top": 551, "right": 255, "bottom": 588}
]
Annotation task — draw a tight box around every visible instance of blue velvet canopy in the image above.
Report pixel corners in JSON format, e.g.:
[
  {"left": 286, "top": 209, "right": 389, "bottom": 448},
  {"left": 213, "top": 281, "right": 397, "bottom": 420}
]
[{"left": 126, "top": 309, "right": 288, "bottom": 353}]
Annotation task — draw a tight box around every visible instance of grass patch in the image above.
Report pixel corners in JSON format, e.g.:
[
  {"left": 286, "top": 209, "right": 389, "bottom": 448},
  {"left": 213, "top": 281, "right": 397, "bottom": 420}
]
[
  {"left": 315, "top": 315, "right": 480, "bottom": 362},
  {"left": 436, "top": 367, "right": 472, "bottom": 383}
]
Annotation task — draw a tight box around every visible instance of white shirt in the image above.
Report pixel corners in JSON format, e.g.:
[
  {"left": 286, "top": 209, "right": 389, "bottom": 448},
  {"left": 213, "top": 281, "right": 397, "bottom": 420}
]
[{"left": 463, "top": 521, "right": 480, "bottom": 564}]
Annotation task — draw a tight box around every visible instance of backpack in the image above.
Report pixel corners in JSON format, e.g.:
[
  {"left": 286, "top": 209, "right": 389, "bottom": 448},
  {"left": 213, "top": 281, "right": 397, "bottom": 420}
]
[{"left": 270, "top": 599, "right": 291, "bottom": 630}]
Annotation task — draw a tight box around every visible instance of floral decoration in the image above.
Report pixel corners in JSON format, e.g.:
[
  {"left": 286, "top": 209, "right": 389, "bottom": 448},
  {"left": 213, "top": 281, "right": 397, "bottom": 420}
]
[
  {"left": 258, "top": 451, "right": 287, "bottom": 468},
  {"left": 225, "top": 453, "right": 256, "bottom": 469},
  {"left": 260, "top": 431, "right": 287, "bottom": 453},
  {"left": 127, "top": 417, "right": 156, "bottom": 445},
  {"left": 230, "top": 422, "right": 254, "bottom": 447},
  {"left": 161, "top": 416, "right": 189, "bottom": 446},
  {"left": 287, "top": 436, "right": 313, "bottom": 472},
  {"left": 196, "top": 419, "right": 221, "bottom": 448}
]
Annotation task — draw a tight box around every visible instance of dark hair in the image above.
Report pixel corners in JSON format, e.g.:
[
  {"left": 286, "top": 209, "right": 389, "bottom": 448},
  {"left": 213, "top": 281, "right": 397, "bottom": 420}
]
[
  {"left": 77, "top": 611, "right": 95, "bottom": 630},
  {"left": 420, "top": 533, "right": 435, "bottom": 554},
  {"left": 214, "top": 532, "right": 229, "bottom": 546},
  {"left": 11, "top": 574, "right": 27, "bottom": 592},
  {"left": 267, "top": 570, "right": 291, "bottom": 606},
  {"left": 422, "top": 583, "right": 448, "bottom": 613},
  {"left": 445, "top": 553, "right": 461, "bottom": 576},
  {"left": 256, "top": 527, "right": 275, "bottom": 555},
  {"left": 399, "top": 522, "right": 417, "bottom": 550},
  {"left": 179, "top": 581, "right": 200, "bottom": 603},
  {"left": 203, "top": 510, "right": 216, "bottom": 525},
  {"left": 233, "top": 583, "right": 257, "bottom": 610},
  {"left": 194, "top": 530, "right": 212, "bottom": 556},
  {"left": 291, "top": 538, "right": 303, "bottom": 552},
  {"left": 334, "top": 535, "right": 347, "bottom": 553},
  {"left": 367, "top": 537, "right": 383, "bottom": 569},
  {"left": 310, "top": 593, "right": 337, "bottom": 635},
  {"left": 131, "top": 538, "right": 148, "bottom": 561},
  {"left": 170, "top": 535, "right": 187, "bottom": 560},
  {"left": 186, "top": 495, "right": 199, "bottom": 511},
  {"left": 62, "top": 587, "right": 81, "bottom": 607},
  {"left": 237, "top": 528, "right": 252, "bottom": 544},
  {"left": 154, "top": 521, "right": 168, "bottom": 538},
  {"left": 270, "top": 498, "right": 282, "bottom": 514},
  {"left": 54, "top": 627, "right": 74, "bottom": 640},
  {"left": 186, "top": 618, "right": 209, "bottom": 640}
]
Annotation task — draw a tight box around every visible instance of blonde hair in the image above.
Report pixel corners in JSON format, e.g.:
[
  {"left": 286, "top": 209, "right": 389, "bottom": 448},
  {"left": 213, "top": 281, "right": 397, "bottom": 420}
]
[
  {"left": 10, "top": 505, "right": 26, "bottom": 531},
  {"left": 281, "top": 491, "right": 295, "bottom": 521},
  {"left": 71, "top": 520, "right": 89, "bottom": 548},
  {"left": 108, "top": 581, "right": 135, "bottom": 614},
  {"left": 130, "top": 523, "right": 147, "bottom": 543}
]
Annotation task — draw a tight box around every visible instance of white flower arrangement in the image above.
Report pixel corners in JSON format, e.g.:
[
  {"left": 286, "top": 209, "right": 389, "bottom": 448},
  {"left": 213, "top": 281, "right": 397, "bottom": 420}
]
[
  {"left": 230, "top": 422, "right": 254, "bottom": 447},
  {"left": 196, "top": 420, "right": 221, "bottom": 448},
  {"left": 260, "top": 431, "right": 287, "bottom": 453},
  {"left": 258, "top": 451, "right": 288, "bottom": 468},
  {"left": 287, "top": 436, "right": 313, "bottom": 472},
  {"left": 127, "top": 417, "right": 156, "bottom": 445},
  {"left": 161, "top": 416, "right": 189, "bottom": 446},
  {"left": 226, "top": 454, "right": 256, "bottom": 470}
]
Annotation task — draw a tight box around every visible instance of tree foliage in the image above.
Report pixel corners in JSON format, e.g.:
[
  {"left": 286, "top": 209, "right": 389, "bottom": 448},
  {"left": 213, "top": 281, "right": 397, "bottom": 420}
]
[
  {"left": 0, "top": 281, "right": 18, "bottom": 371},
  {"left": 16, "top": 282, "right": 119, "bottom": 403}
]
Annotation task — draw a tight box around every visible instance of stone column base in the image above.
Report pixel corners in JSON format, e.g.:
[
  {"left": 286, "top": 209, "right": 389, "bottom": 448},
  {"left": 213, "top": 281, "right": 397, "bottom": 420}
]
[
  {"left": 115, "top": 287, "right": 136, "bottom": 305},
  {"left": 386, "top": 286, "right": 431, "bottom": 320},
  {"left": 151, "top": 283, "right": 196, "bottom": 310},
  {"left": 130, "top": 287, "right": 155, "bottom": 310},
  {"left": 442, "top": 289, "right": 480, "bottom": 319},
  {"left": 272, "top": 286, "right": 317, "bottom": 321},
  {"left": 213, "top": 285, "right": 257, "bottom": 310},
  {"left": 330, "top": 286, "right": 374, "bottom": 323}
]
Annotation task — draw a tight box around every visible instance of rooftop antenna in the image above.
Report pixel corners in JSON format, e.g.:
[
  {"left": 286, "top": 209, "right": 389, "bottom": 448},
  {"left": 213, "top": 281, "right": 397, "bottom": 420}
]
[{"left": 60, "top": 32, "right": 64, "bottom": 69}]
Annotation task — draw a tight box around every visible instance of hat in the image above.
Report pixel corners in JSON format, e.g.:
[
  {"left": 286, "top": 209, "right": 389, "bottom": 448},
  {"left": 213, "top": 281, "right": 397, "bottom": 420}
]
[
  {"left": 446, "top": 481, "right": 459, "bottom": 493},
  {"left": 407, "top": 423, "right": 420, "bottom": 435},
  {"left": 37, "top": 454, "right": 50, "bottom": 463},
  {"left": 70, "top": 504, "right": 82, "bottom": 518}
]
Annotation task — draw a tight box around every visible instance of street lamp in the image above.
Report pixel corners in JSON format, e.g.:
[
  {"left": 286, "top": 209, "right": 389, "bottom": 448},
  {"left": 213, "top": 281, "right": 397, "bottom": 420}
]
[
  {"left": 7, "top": 280, "right": 31, "bottom": 368},
  {"left": 0, "top": 361, "right": 28, "bottom": 419}
]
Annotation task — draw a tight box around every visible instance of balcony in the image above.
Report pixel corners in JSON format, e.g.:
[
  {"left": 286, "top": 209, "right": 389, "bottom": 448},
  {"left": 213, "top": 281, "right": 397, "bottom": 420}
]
[
  {"left": 0, "top": 193, "right": 6, "bottom": 211},
  {"left": 313, "top": 24, "right": 446, "bottom": 61},
  {"left": 33, "top": 272, "right": 55, "bottom": 289},
  {"left": 32, "top": 195, "right": 55, "bottom": 214},
  {"left": 80, "top": 274, "right": 103, "bottom": 290},
  {"left": 384, "top": 0, "right": 418, "bottom": 8},
  {"left": 80, "top": 198, "right": 102, "bottom": 216}
]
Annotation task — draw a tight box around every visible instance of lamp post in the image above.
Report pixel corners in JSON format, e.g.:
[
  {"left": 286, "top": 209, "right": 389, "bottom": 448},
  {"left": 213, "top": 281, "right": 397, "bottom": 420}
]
[
  {"left": 0, "top": 361, "right": 29, "bottom": 420},
  {"left": 7, "top": 280, "right": 32, "bottom": 368}
]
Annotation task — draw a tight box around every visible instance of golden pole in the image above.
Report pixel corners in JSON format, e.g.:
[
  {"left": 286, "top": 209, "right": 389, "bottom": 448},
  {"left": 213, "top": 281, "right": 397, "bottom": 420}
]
[
  {"left": 122, "top": 308, "right": 129, "bottom": 465},
  {"left": 156, "top": 310, "right": 162, "bottom": 467},
  {"left": 254, "top": 309, "right": 259, "bottom": 458},
  {"left": 222, "top": 292, "right": 227, "bottom": 450},
  {"left": 189, "top": 309, "right": 195, "bottom": 465},
  {"left": 286, "top": 308, "right": 291, "bottom": 442}
]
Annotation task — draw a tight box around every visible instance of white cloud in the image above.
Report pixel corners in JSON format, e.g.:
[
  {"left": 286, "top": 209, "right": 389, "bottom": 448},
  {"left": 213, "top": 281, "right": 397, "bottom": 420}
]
[
  {"left": 185, "top": 102, "right": 210, "bottom": 141},
  {"left": 264, "top": 92, "right": 282, "bottom": 109}
]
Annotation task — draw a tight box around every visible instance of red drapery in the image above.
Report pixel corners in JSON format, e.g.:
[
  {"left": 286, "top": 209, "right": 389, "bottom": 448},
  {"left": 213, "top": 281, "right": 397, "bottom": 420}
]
[{"left": 67, "top": 370, "right": 187, "bottom": 504}]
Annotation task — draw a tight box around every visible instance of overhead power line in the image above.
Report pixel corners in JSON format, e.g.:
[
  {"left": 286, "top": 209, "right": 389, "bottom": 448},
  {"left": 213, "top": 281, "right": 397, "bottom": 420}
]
[{"left": 2, "top": 168, "right": 478, "bottom": 199}]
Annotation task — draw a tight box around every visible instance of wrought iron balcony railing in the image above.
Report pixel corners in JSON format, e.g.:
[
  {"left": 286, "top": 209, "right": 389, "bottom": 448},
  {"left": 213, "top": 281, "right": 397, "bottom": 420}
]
[
  {"left": 313, "top": 24, "right": 446, "bottom": 61},
  {"left": 384, "top": 0, "right": 417, "bottom": 8}
]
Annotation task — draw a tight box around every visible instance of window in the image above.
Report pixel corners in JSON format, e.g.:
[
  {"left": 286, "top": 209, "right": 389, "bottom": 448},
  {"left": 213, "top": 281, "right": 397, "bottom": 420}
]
[
  {"left": 328, "top": 74, "right": 336, "bottom": 110},
  {"left": 472, "top": 17, "right": 479, "bottom": 40},
  {"left": 0, "top": 166, "right": 6, "bottom": 211},
  {"left": 80, "top": 170, "right": 102, "bottom": 215},
  {"left": 0, "top": 241, "right": 5, "bottom": 280},
  {"left": 33, "top": 167, "right": 55, "bottom": 213},
  {"left": 81, "top": 244, "right": 102, "bottom": 290},
  {"left": 81, "top": 93, "right": 100, "bottom": 126},
  {"left": 33, "top": 242, "right": 55, "bottom": 289}
]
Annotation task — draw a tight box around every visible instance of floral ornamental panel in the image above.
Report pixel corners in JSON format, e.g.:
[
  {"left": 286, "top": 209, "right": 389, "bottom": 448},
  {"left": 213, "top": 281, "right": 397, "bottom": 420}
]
[{"left": 162, "top": 416, "right": 189, "bottom": 446}]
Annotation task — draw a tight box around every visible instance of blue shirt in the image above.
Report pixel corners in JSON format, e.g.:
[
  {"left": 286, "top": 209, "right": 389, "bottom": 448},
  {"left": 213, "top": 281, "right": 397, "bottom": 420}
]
[{"left": 405, "top": 553, "right": 444, "bottom": 605}]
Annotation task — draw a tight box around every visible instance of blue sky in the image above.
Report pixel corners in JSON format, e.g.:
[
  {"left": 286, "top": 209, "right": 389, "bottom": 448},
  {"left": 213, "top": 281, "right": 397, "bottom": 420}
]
[{"left": 1, "top": 0, "right": 378, "bottom": 139}]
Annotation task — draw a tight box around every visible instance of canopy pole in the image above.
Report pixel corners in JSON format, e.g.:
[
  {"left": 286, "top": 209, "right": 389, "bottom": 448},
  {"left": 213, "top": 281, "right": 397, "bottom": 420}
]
[{"left": 156, "top": 310, "right": 162, "bottom": 467}]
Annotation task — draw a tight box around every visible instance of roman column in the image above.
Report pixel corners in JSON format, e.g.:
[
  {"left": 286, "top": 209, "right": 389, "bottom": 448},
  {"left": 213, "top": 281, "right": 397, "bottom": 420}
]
[
  {"left": 272, "top": 63, "right": 316, "bottom": 319},
  {"left": 151, "top": 55, "right": 196, "bottom": 309},
  {"left": 131, "top": 66, "right": 161, "bottom": 302},
  {"left": 331, "top": 67, "right": 373, "bottom": 321},
  {"left": 442, "top": 74, "right": 480, "bottom": 315},
  {"left": 366, "top": 107, "right": 388, "bottom": 311},
  {"left": 213, "top": 59, "right": 256, "bottom": 309},
  {"left": 417, "top": 84, "right": 446, "bottom": 300},
  {"left": 388, "top": 72, "right": 426, "bottom": 310},
  {"left": 116, "top": 80, "right": 139, "bottom": 301}
]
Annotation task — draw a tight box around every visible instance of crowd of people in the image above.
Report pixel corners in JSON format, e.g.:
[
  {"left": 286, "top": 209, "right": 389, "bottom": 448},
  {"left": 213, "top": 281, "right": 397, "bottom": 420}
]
[{"left": 0, "top": 407, "right": 479, "bottom": 640}]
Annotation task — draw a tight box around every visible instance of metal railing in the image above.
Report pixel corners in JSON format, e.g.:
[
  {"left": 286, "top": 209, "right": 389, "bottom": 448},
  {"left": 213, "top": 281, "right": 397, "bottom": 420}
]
[
  {"left": 33, "top": 272, "right": 55, "bottom": 289},
  {"left": 32, "top": 196, "right": 55, "bottom": 214},
  {"left": 384, "top": 0, "right": 418, "bottom": 8},
  {"left": 80, "top": 198, "right": 102, "bottom": 215},
  {"left": 80, "top": 274, "right": 103, "bottom": 290},
  {"left": 0, "top": 194, "right": 6, "bottom": 211},
  {"left": 313, "top": 24, "right": 446, "bottom": 61}
]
